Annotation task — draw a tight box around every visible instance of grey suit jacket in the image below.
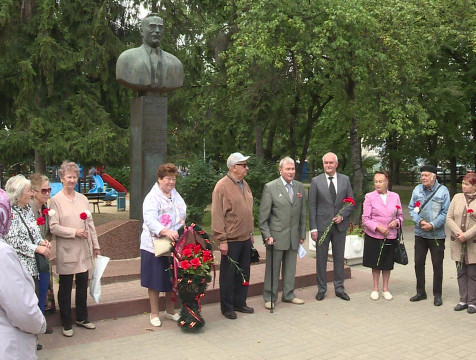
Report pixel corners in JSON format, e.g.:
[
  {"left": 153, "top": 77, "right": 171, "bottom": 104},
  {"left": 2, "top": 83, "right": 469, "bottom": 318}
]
[
  {"left": 309, "top": 173, "right": 354, "bottom": 233},
  {"left": 259, "top": 178, "right": 307, "bottom": 251},
  {"left": 116, "top": 44, "right": 184, "bottom": 92}
]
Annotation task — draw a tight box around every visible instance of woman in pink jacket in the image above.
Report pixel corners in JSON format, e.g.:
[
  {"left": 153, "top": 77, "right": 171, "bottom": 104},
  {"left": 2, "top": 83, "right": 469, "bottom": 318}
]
[{"left": 362, "top": 171, "right": 404, "bottom": 301}]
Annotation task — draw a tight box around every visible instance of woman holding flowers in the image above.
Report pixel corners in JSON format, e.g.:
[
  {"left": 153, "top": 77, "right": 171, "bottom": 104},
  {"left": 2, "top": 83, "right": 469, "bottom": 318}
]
[
  {"left": 49, "top": 161, "right": 100, "bottom": 337},
  {"left": 141, "top": 163, "right": 186, "bottom": 327},
  {"left": 446, "top": 172, "right": 476, "bottom": 314},
  {"left": 362, "top": 171, "right": 404, "bottom": 301},
  {"left": 29, "top": 173, "right": 55, "bottom": 333}
]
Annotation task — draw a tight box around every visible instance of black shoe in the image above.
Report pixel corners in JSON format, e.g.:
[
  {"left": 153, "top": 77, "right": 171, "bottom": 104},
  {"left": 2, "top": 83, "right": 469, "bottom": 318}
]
[
  {"left": 233, "top": 306, "right": 254, "bottom": 314},
  {"left": 315, "top": 292, "right": 325, "bottom": 301},
  {"left": 45, "top": 327, "right": 53, "bottom": 334},
  {"left": 37, "top": 344, "right": 42, "bottom": 351},
  {"left": 467, "top": 306, "right": 476, "bottom": 314},
  {"left": 410, "top": 293, "right": 427, "bottom": 302},
  {"left": 222, "top": 311, "right": 237, "bottom": 319},
  {"left": 434, "top": 296, "right": 443, "bottom": 306},
  {"left": 454, "top": 303, "right": 468, "bottom": 311},
  {"left": 336, "top": 292, "right": 350, "bottom": 301}
]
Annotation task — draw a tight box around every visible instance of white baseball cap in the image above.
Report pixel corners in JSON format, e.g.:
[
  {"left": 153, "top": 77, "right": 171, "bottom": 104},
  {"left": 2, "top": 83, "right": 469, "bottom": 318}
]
[{"left": 227, "top": 152, "right": 250, "bottom": 168}]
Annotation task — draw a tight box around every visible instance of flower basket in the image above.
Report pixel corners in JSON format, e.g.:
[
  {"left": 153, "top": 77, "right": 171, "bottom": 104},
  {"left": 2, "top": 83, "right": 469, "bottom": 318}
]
[{"left": 172, "top": 225, "right": 214, "bottom": 332}]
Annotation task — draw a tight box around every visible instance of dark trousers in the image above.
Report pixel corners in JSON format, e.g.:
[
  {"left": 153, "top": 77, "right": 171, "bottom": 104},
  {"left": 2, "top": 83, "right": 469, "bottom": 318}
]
[
  {"left": 219, "top": 239, "right": 251, "bottom": 313},
  {"left": 38, "top": 271, "right": 50, "bottom": 314},
  {"left": 457, "top": 262, "right": 476, "bottom": 305},
  {"left": 58, "top": 271, "right": 89, "bottom": 329},
  {"left": 316, "top": 226, "right": 346, "bottom": 294},
  {"left": 414, "top": 235, "right": 445, "bottom": 296}
]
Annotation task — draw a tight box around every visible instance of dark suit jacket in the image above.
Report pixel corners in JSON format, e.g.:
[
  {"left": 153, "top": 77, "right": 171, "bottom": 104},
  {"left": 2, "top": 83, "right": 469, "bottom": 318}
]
[
  {"left": 309, "top": 173, "right": 354, "bottom": 233},
  {"left": 116, "top": 44, "right": 184, "bottom": 92},
  {"left": 259, "top": 178, "right": 307, "bottom": 251}
]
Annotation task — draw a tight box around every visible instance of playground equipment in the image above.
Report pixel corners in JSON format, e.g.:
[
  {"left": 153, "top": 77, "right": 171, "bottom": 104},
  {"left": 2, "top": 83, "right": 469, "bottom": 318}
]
[{"left": 89, "top": 174, "right": 118, "bottom": 201}]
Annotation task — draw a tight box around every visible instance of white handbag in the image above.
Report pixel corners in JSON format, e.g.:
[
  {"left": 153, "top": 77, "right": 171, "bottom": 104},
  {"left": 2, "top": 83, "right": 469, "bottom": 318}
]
[{"left": 153, "top": 236, "right": 172, "bottom": 257}]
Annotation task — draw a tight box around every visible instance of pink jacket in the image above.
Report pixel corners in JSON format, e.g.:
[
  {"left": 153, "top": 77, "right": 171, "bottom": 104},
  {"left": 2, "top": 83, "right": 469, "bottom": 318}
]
[{"left": 362, "top": 190, "right": 404, "bottom": 240}]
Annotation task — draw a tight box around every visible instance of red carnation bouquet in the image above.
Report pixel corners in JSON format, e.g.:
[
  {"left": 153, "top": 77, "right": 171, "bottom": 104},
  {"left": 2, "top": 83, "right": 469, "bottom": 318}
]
[
  {"left": 318, "top": 197, "right": 355, "bottom": 246},
  {"left": 178, "top": 243, "right": 214, "bottom": 278}
]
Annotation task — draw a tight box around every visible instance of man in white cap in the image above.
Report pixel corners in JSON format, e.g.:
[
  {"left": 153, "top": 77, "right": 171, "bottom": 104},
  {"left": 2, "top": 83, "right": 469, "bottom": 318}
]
[{"left": 212, "top": 152, "right": 254, "bottom": 319}]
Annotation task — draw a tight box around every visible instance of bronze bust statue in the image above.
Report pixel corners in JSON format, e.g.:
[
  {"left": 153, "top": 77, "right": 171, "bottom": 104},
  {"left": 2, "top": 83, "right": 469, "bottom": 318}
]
[{"left": 116, "top": 14, "right": 184, "bottom": 93}]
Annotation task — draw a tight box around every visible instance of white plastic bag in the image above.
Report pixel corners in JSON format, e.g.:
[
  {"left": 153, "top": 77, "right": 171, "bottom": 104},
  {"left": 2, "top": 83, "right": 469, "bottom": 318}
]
[{"left": 89, "top": 255, "right": 110, "bottom": 303}]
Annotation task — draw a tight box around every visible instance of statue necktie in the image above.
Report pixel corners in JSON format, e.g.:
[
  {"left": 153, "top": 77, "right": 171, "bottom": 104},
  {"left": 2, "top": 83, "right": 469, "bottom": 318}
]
[
  {"left": 150, "top": 48, "right": 162, "bottom": 86},
  {"left": 329, "top": 177, "right": 336, "bottom": 204},
  {"left": 286, "top": 183, "right": 294, "bottom": 203}
]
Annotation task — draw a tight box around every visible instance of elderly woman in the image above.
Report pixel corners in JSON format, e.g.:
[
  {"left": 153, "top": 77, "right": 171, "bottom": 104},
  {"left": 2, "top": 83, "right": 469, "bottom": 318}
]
[
  {"left": 446, "top": 172, "right": 476, "bottom": 314},
  {"left": 362, "top": 171, "right": 404, "bottom": 301},
  {"left": 0, "top": 189, "right": 46, "bottom": 360},
  {"left": 141, "top": 163, "right": 186, "bottom": 327},
  {"left": 29, "top": 173, "right": 55, "bottom": 332},
  {"left": 49, "top": 161, "right": 101, "bottom": 337}
]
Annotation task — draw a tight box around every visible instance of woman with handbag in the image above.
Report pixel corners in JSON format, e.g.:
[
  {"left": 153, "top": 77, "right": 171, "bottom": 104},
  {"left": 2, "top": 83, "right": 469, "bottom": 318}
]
[
  {"left": 49, "top": 161, "right": 101, "bottom": 337},
  {"left": 29, "top": 173, "right": 55, "bottom": 333},
  {"left": 3, "top": 175, "right": 51, "bottom": 350},
  {"left": 446, "top": 172, "right": 476, "bottom": 314},
  {"left": 141, "top": 163, "right": 186, "bottom": 327},
  {"left": 362, "top": 171, "right": 404, "bottom": 301}
]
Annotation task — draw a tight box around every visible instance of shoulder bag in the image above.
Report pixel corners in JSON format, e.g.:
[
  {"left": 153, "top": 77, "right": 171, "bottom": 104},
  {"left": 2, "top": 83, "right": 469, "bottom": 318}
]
[{"left": 394, "top": 218, "right": 408, "bottom": 265}]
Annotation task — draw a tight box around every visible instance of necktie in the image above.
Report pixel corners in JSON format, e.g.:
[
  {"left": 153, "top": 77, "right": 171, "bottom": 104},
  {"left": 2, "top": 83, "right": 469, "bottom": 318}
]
[
  {"left": 286, "top": 183, "right": 294, "bottom": 203},
  {"left": 329, "top": 177, "right": 336, "bottom": 204},
  {"left": 150, "top": 48, "right": 159, "bottom": 84}
]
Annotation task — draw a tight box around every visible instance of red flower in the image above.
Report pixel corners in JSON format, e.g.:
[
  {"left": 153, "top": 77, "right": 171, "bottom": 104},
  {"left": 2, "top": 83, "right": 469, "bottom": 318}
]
[
  {"left": 343, "top": 197, "right": 355, "bottom": 206},
  {"left": 42, "top": 208, "right": 50, "bottom": 216},
  {"left": 179, "top": 260, "right": 191, "bottom": 270},
  {"left": 414, "top": 201, "right": 421, "bottom": 208},
  {"left": 202, "top": 250, "right": 213, "bottom": 262},
  {"left": 468, "top": 209, "right": 474, "bottom": 213},
  {"left": 190, "top": 257, "right": 202, "bottom": 268},
  {"left": 396, "top": 205, "right": 401, "bottom": 209},
  {"left": 185, "top": 243, "right": 195, "bottom": 250},
  {"left": 242, "top": 281, "right": 249, "bottom": 286},
  {"left": 182, "top": 248, "right": 193, "bottom": 257},
  {"left": 36, "top": 217, "right": 45, "bottom": 226},
  {"left": 193, "top": 244, "right": 202, "bottom": 255},
  {"left": 80, "top": 212, "right": 88, "bottom": 220}
]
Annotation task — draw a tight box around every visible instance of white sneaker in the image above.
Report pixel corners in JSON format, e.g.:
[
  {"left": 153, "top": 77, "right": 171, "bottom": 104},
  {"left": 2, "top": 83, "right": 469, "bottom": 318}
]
[
  {"left": 383, "top": 291, "right": 393, "bottom": 301},
  {"left": 370, "top": 291, "right": 379, "bottom": 300},
  {"left": 164, "top": 311, "right": 180, "bottom": 321},
  {"left": 150, "top": 314, "right": 162, "bottom": 327}
]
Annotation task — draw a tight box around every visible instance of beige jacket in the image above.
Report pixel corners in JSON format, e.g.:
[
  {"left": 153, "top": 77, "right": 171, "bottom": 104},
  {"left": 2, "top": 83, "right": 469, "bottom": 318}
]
[
  {"left": 446, "top": 193, "right": 476, "bottom": 264},
  {"left": 49, "top": 191, "right": 100, "bottom": 275}
]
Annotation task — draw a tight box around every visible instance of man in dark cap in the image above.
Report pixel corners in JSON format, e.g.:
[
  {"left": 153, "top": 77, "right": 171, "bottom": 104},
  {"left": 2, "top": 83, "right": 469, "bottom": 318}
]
[{"left": 408, "top": 165, "right": 450, "bottom": 306}]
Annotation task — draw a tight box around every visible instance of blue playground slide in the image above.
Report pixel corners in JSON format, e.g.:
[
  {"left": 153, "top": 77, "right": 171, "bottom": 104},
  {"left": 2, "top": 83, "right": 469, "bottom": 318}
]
[{"left": 89, "top": 174, "right": 118, "bottom": 201}]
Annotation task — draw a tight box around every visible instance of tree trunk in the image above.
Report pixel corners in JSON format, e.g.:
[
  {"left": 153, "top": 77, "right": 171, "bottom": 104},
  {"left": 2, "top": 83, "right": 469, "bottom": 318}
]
[
  {"left": 449, "top": 155, "right": 457, "bottom": 197},
  {"left": 255, "top": 123, "right": 264, "bottom": 159},
  {"left": 34, "top": 150, "right": 46, "bottom": 174},
  {"left": 264, "top": 119, "right": 276, "bottom": 161}
]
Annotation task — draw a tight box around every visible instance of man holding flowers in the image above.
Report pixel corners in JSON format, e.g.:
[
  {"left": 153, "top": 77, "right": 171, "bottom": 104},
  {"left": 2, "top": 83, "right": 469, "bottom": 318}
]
[
  {"left": 409, "top": 165, "right": 450, "bottom": 306},
  {"left": 309, "top": 152, "right": 354, "bottom": 301}
]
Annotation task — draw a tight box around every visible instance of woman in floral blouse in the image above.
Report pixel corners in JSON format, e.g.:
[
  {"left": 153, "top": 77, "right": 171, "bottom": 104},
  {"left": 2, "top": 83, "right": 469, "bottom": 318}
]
[
  {"left": 141, "top": 163, "right": 186, "bottom": 327},
  {"left": 3, "top": 175, "right": 51, "bottom": 281}
]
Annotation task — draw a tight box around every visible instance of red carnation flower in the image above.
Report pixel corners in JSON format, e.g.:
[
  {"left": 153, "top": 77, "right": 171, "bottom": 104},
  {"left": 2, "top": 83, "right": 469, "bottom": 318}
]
[
  {"left": 193, "top": 244, "right": 202, "bottom": 255},
  {"left": 414, "top": 201, "right": 421, "bottom": 208},
  {"left": 80, "top": 212, "right": 88, "bottom": 220},
  {"left": 182, "top": 248, "right": 193, "bottom": 257},
  {"left": 190, "top": 257, "right": 202, "bottom": 268},
  {"left": 36, "top": 217, "right": 45, "bottom": 226},
  {"left": 179, "top": 260, "right": 191, "bottom": 270},
  {"left": 468, "top": 209, "right": 474, "bottom": 213},
  {"left": 42, "top": 208, "right": 50, "bottom": 216},
  {"left": 202, "top": 250, "right": 213, "bottom": 262},
  {"left": 242, "top": 281, "right": 249, "bottom": 286},
  {"left": 343, "top": 197, "right": 355, "bottom": 206},
  {"left": 396, "top": 205, "right": 401, "bottom": 209}
]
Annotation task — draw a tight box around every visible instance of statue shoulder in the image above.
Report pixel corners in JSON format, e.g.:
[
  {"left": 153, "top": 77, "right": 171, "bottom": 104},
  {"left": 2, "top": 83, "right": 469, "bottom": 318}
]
[
  {"left": 161, "top": 50, "right": 183, "bottom": 67},
  {"left": 117, "top": 45, "right": 146, "bottom": 63}
]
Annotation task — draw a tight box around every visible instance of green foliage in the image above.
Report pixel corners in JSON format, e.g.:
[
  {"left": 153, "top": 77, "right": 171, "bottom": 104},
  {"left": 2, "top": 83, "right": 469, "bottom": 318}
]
[
  {"left": 105, "top": 165, "right": 130, "bottom": 191},
  {"left": 175, "top": 158, "right": 221, "bottom": 224}
]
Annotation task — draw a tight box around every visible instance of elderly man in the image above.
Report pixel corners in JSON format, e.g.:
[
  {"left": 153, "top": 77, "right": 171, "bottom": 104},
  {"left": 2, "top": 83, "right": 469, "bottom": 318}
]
[
  {"left": 116, "top": 14, "right": 183, "bottom": 93},
  {"left": 212, "top": 152, "right": 254, "bottom": 319},
  {"left": 409, "top": 165, "right": 450, "bottom": 306},
  {"left": 309, "top": 152, "right": 354, "bottom": 301},
  {"left": 259, "top": 157, "right": 307, "bottom": 310}
]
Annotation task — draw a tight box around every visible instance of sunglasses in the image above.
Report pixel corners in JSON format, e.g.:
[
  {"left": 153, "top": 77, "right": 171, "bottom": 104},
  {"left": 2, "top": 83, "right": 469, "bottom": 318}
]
[{"left": 35, "top": 188, "right": 52, "bottom": 195}]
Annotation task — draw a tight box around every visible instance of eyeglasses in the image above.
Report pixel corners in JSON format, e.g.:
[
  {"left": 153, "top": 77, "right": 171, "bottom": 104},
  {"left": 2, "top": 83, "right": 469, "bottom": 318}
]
[
  {"left": 35, "top": 188, "right": 52, "bottom": 195},
  {"left": 235, "top": 163, "right": 248, "bottom": 168}
]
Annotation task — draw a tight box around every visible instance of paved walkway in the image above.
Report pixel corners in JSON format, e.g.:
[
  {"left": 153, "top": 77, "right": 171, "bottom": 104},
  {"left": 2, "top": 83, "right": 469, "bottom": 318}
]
[{"left": 38, "top": 226, "right": 474, "bottom": 360}]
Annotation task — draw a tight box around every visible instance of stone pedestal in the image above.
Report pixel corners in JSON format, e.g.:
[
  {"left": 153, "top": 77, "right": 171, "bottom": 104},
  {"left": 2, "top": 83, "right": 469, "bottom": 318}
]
[{"left": 130, "top": 95, "right": 168, "bottom": 221}]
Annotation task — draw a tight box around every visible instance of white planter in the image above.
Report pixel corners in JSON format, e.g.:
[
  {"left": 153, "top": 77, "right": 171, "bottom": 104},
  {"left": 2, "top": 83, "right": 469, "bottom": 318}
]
[{"left": 309, "top": 232, "right": 364, "bottom": 266}]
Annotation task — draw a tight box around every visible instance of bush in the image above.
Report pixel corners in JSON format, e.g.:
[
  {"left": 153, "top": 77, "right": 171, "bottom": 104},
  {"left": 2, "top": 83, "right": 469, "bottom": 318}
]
[{"left": 105, "top": 165, "right": 130, "bottom": 191}]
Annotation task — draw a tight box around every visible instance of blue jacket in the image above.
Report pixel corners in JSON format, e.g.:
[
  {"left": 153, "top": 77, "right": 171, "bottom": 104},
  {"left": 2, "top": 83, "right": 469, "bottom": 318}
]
[{"left": 408, "top": 180, "right": 450, "bottom": 239}]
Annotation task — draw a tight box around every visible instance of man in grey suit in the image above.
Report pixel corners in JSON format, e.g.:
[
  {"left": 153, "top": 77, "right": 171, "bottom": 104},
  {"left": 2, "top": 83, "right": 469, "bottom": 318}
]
[
  {"left": 309, "top": 152, "right": 354, "bottom": 301},
  {"left": 259, "top": 157, "right": 307, "bottom": 310},
  {"left": 116, "top": 14, "right": 184, "bottom": 93}
]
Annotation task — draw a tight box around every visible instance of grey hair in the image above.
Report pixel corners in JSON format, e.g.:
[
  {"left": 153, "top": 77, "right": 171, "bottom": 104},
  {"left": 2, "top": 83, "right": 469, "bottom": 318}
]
[
  {"left": 58, "top": 161, "right": 80, "bottom": 179},
  {"left": 29, "top": 173, "right": 49, "bottom": 191},
  {"left": 279, "top": 157, "right": 295, "bottom": 168},
  {"left": 322, "top": 152, "right": 338, "bottom": 163},
  {"left": 5, "top": 175, "right": 31, "bottom": 206}
]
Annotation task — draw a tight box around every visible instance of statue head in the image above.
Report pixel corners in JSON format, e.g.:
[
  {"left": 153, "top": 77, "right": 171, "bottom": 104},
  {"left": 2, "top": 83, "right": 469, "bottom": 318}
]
[{"left": 141, "top": 14, "right": 164, "bottom": 49}]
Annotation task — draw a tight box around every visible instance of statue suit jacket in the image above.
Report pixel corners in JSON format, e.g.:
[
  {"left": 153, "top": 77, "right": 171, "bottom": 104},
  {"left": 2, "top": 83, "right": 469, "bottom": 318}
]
[
  {"left": 116, "top": 44, "right": 184, "bottom": 92},
  {"left": 309, "top": 173, "right": 354, "bottom": 233},
  {"left": 259, "top": 178, "right": 307, "bottom": 251}
]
